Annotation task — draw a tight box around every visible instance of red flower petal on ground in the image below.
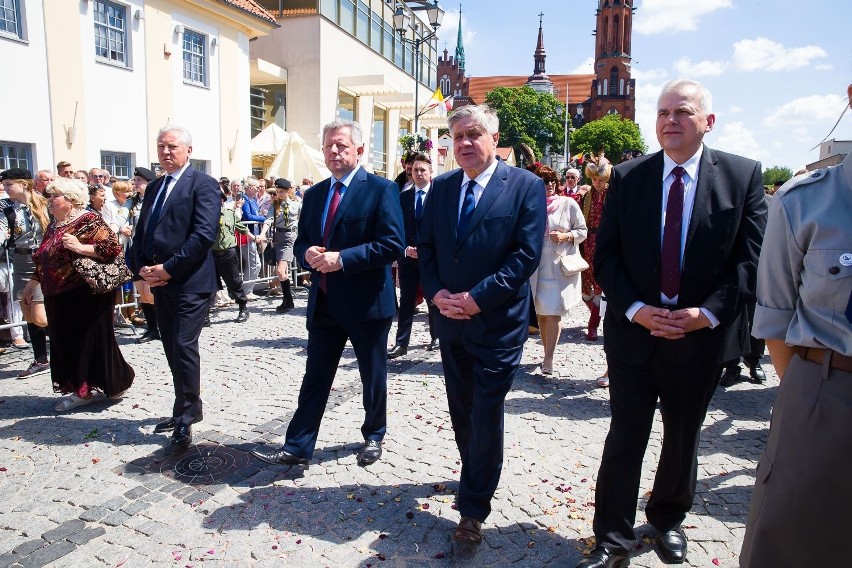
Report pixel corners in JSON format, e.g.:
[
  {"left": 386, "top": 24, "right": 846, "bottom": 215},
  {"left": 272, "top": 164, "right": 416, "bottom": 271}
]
[{"left": 712, "top": 559, "right": 720, "bottom": 566}]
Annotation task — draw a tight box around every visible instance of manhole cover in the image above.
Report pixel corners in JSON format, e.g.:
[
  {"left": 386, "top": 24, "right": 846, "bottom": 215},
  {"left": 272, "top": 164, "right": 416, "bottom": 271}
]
[{"left": 153, "top": 444, "right": 252, "bottom": 485}]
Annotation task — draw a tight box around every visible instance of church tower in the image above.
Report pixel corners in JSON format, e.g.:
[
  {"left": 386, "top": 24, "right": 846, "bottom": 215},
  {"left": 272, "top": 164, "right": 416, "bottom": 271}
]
[
  {"left": 588, "top": 0, "right": 636, "bottom": 121},
  {"left": 436, "top": 5, "right": 469, "bottom": 107},
  {"left": 525, "top": 13, "right": 554, "bottom": 93}
]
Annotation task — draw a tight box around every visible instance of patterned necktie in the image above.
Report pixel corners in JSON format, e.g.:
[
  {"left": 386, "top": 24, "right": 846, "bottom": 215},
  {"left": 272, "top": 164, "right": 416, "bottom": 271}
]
[
  {"left": 320, "top": 181, "right": 343, "bottom": 293},
  {"left": 661, "top": 166, "right": 686, "bottom": 299},
  {"left": 144, "top": 176, "right": 170, "bottom": 259},
  {"left": 415, "top": 189, "right": 424, "bottom": 220},
  {"left": 457, "top": 180, "right": 476, "bottom": 239}
]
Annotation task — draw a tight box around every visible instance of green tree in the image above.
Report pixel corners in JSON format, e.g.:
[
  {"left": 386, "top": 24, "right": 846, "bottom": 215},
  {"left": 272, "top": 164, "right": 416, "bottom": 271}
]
[
  {"left": 483, "top": 86, "right": 564, "bottom": 163},
  {"left": 763, "top": 165, "right": 793, "bottom": 186},
  {"left": 570, "top": 113, "right": 646, "bottom": 164}
]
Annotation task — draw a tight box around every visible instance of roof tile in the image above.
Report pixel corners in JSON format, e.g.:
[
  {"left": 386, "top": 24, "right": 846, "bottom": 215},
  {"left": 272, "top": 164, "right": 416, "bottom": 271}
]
[{"left": 220, "top": 0, "right": 277, "bottom": 24}]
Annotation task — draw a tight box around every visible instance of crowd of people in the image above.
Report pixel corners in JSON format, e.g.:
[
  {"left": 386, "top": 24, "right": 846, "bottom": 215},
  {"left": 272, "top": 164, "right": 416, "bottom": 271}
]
[{"left": 2, "top": 77, "right": 850, "bottom": 566}]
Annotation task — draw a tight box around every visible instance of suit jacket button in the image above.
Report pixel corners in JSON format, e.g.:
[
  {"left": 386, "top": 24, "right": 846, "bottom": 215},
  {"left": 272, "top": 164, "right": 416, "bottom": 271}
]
[{"left": 829, "top": 266, "right": 840, "bottom": 275}]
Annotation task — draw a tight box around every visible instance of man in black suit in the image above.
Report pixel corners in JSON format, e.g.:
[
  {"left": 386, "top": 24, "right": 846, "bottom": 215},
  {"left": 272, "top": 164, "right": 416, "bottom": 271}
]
[
  {"left": 250, "top": 119, "right": 404, "bottom": 467},
  {"left": 418, "top": 105, "right": 545, "bottom": 545},
  {"left": 578, "top": 79, "right": 767, "bottom": 567},
  {"left": 388, "top": 152, "right": 438, "bottom": 360},
  {"left": 130, "top": 126, "right": 220, "bottom": 452}
]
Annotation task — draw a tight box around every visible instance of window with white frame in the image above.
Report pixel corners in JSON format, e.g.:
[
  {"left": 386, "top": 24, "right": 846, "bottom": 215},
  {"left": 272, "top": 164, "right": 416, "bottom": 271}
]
[
  {"left": 182, "top": 29, "right": 206, "bottom": 85},
  {"left": 94, "top": 0, "right": 127, "bottom": 65},
  {"left": 101, "top": 151, "right": 132, "bottom": 179},
  {"left": 190, "top": 159, "right": 208, "bottom": 174},
  {"left": 0, "top": 141, "right": 31, "bottom": 171},
  {"left": 0, "top": 0, "right": 22, "bottom": 39}
]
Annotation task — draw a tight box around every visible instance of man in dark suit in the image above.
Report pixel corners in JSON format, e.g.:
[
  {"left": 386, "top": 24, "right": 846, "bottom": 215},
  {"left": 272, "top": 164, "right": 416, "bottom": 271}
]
[
  {"left": 388, "top": 152, "right": 438, "bottom": 359},
  {"left": 579, "top": 79, "right": 767, "bottom": 568},
  {"left": 418, "top": 105, "right": 545, "bottom": 545},
  {"left": 250, "top": 119, "right": 404, "bottom": 467},
  {"left": 130, "top": 126, "right": 220, "bottom": 452}
]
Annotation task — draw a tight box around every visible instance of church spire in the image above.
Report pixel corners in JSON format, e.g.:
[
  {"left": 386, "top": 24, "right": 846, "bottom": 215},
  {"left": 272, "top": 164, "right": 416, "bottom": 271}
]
[
  {"left": 454, "top": 4, "right": 465, "bottom": 71},
  {"left": 533, "top": 11, "right": 546, "bottom": 76}
]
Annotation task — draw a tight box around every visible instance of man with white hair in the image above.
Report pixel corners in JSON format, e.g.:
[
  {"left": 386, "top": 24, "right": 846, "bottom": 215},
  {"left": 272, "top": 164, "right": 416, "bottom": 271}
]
[
  {"left": 34, "top": 170, "right": 54, "bottom": 195},
  {"left": 563, "top": 167, "right": 581, "bottom": 199},
  {"left": 130, "top": 125, "right": 220, "bottom": 453}
]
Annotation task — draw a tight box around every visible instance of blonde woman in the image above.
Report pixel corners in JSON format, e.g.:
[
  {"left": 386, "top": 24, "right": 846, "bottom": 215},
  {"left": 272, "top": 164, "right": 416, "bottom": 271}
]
[
  {"left": 23, "top": 177, "right": 134, "bottom": 411},
  {"left": 0, "top": 168, "right": 51, "bottom": 378}
]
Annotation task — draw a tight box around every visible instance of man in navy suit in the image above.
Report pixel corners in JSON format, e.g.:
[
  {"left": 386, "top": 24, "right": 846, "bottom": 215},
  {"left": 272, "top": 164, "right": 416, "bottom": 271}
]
[
  {"left": 418, "top": 105, "right": 546, "bottom": 545},
  {"left": 578, "top": 79, "right": 767, "bottom": 568},
  {"left": 250, "top": 119, "right": 404, "bottom": 467},
  {"left": 387, "top": 152, "right": 438, "bottom": 359},
  {"left": 130, "top": 126, "right": 220, "bottom": 452}
]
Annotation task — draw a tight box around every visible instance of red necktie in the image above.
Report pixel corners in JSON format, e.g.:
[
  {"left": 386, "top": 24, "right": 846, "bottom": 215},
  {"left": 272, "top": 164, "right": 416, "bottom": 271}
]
[
  {"left": 320, "top": 181, "right": 343, "bottom": 293},
  {"left": 661, "top": 166, "right": 685, "bottom": 299}
]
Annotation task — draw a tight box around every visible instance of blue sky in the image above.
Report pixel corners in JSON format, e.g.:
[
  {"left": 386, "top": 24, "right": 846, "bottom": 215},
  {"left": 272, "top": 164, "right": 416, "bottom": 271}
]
[{"left": 434, "top": 0, "right": 852, "bottom": 171}]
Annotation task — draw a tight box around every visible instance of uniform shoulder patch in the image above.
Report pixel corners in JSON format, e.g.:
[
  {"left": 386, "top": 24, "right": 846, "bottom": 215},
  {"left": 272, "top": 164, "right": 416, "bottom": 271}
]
[{"left": 775, "top": 168, "right": 827, "bottom": 197}]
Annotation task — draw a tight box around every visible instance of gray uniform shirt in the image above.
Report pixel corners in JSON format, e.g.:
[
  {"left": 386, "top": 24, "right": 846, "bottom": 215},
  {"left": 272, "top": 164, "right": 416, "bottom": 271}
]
[{"left": 753, "top": 152, "right": 852, "bottom": 355}]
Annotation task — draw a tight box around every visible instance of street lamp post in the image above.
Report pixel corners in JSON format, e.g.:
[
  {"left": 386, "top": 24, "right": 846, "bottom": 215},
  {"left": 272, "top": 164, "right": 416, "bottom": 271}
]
[{"left": 392, "top": 1, "right": 444, "bottom": 137}]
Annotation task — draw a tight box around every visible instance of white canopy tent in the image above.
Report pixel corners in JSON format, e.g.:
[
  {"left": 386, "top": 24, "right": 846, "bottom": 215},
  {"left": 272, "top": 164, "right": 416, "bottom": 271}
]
[
  {"left": 266, "top": 131, "right": 330, "bottom": 182},
  {"left": 250, "top": 123, "right": 289, "bottom": 156}
]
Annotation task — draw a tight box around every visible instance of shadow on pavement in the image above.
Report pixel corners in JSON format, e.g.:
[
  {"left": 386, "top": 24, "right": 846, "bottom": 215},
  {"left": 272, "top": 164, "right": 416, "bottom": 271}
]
[{"left": 202, "top": 479, "right": 588, "bottom": 566}]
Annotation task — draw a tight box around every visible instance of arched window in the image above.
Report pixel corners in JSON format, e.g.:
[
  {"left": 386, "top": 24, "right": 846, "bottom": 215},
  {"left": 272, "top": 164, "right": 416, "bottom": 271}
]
[
  {"left": 609, "top": 67, "right": 618, "bottom": 96},
  {"left": 619, "top": 78, "right": 625, "bottom": 95},
  {"left": 603, "top": 79, "right": 608, "bottom": 95},
  {"left": 440, "top": 75, "right": 451, "bottom": 97},
  {"left": 613, "top": 15, "right": 620, "bottom": 53},
  {"left": 602, "top": 17, "right": 609, "bottom": 54},
  {"left": 597, "top": 82, "right": 602, "bottom": 96},
  {"left": 627, "top": 82, "right": 631, "bottom": 95}
]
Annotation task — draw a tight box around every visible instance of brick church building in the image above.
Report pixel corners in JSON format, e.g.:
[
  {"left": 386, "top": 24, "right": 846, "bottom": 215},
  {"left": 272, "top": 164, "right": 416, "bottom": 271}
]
[{"left": 437, "top": 0, "right": 636, "bottom": 128}]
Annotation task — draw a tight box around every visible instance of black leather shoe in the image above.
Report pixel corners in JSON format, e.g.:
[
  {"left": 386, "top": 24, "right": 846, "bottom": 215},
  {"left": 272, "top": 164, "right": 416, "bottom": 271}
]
[
  {"left": 719, "top": 366, "right": 741, "bottom": 387},
  {"left": 235, "top": 308, "right": 249, "bottom": 323},
  {"left": 250, "top": 445, "right": 309, "bottom": 465},
  {"left": 276, "top": 301, "right": 294, "bottom": 313},
  {"left": 387, "top": 345, "right": 407, "bottom": 360},
  {"left": 576, "top": 546, "right": 630, "bottom": 568},
  {"left": 357, "top": 440, "right": 382, "bottom": 466},
  {"left": 154, "top": 414, "right": 202, "bottom": 434},
  {"left": 749, "top": 364, "right": 767, "bottom": 383},
  {"left": 136, "top": 331, "right": 161, "bottom": 344},
  {"left": 203, "top": 314, "right": 211, "bottom": 327},
  {"left": 426, "top": 338, "right": 439, "bottom": 351},
  {"left": 168, "top": 424, "right": 193, "bottom": 453},
  {"left": 154, "top": 417, "right": 176, "bottom": 433},
  {"left": 657, "top": 528, "right": 687, "bottom": 564}
]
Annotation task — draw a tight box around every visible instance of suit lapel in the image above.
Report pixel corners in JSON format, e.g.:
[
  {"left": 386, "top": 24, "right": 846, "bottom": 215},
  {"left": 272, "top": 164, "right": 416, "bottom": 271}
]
[
  {"left": 456, "top": 160, "right": 507, "bottom": 247},
  {"left": 327, "top": 167, "right": 366, "bottom": 239},
  {"left": 684, "top": 147, "right": 716, "bottom": 252},
  {"left": 153, "top": 165, "right": 194, "bottom": 231},
  {"left": 641, "top": 152, "right": 666, "bottom": 270}
]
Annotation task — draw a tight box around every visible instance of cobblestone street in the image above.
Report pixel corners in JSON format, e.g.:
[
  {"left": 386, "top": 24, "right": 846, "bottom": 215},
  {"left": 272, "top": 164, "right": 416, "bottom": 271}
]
[{"left": 0, "top": 289, "right": 775, "bottom": 567}]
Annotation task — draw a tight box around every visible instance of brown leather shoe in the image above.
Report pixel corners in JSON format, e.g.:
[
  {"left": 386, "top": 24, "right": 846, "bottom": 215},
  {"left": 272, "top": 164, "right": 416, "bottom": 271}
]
[{"left": 453, "top": 517, "right": 483, "bottom": 544}]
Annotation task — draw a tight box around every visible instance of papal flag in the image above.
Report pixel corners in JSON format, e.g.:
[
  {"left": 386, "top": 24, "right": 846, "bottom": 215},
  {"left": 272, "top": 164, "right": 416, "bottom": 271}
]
[{"left": 420, "top": 88, "right": 445, "bottom": 114}]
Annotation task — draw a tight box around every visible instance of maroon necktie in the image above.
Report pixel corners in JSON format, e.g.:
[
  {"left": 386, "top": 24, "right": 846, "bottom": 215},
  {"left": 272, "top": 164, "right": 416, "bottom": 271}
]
[
  {"left": 661, "top": 166, "right": 686, "bottom": 299},
  {"left": 320, "top": 181, "right": 343, "bottom": 293}
]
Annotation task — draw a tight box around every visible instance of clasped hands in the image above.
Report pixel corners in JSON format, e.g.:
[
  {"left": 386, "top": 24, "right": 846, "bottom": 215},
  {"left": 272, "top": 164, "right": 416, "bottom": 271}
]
[
  {"left": 433, "top": 289, "right": 480, "bottom": 320},
  {"left": 305, "top": 246, "right": 342, "bottom": 273},
  {"left": 140, "top": 265, "right": 172, "bottom": 287},
  {"left": 633, "top": 305, "right": 710, "bottom": 340}
]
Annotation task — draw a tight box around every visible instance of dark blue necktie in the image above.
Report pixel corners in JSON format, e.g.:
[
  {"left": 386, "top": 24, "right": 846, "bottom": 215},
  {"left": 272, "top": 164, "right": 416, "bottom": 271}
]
[
  {"left": 415, "top": 189, "right": 424, "bottom": 220},
  {"left": 457, "top": 180, "right": 476, "bottom": 239},
  {"left": 143, "top": 175, "right": 170, "bottom": 259}
]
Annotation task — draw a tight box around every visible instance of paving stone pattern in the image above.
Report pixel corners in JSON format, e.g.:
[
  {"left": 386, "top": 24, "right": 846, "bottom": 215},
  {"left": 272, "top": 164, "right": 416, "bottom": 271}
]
[{"left": 0, "top": 289, "right": 775, "bottom": 567}]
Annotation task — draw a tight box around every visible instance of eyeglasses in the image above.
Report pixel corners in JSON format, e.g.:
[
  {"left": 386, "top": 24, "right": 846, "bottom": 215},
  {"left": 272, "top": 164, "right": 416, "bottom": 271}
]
[
  {"left": 545, "top": 180, "right": 557, "bottom": 184},
  {"left": 565, "top": 176, "right": 577, "bottom": 180}
]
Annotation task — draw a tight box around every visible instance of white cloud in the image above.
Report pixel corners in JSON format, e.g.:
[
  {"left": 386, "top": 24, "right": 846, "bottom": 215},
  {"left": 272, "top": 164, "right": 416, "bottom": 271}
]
[
  {"left": 815, "top": 63, "right": 834, "bottom": 71},
  {"left": 634, "top": 0, "right": 733, "bottom": 35},
  {"left": 634, "top": 80, "right": 667, "bottom": 153},
  {"left": 731, "top": 37, "right": 827, "bottom": 71},
  {"left": 569, "top": 57, "right": 595, "bottom": 74},
  {"left": 436, "top": 10, "right": 476, "bottom": 51},
  {"left": 763, "top": 94, "right": 848, "bottom": 128},
  {"left": 673, "top": 57, "right": 727, "bottom": 77},
  {"left": 712, "top": 122, "right": 769, "bottom": 162},
  {"left": 728, "top": 105, "right": 744, "bottom": 114},
  {"left": 631, "top": 67, "right": 669, "bottom": 82}
]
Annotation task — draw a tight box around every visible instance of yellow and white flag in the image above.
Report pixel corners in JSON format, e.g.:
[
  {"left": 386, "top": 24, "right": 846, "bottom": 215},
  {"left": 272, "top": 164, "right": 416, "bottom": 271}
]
[{"left": 420, "top": 88, "right": 445, "bottom": 115}]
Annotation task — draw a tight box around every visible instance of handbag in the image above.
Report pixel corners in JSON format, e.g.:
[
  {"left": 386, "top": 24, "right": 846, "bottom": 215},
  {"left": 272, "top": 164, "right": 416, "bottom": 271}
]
[
  {"left": 263, "top": 244, "right": 276, "bottom": 266},
  {"left": 555, "top": 250, "right": 589, "bottom": 277},
  {"left": 72, "top": 253, "right": 133, "bottom": 295}
]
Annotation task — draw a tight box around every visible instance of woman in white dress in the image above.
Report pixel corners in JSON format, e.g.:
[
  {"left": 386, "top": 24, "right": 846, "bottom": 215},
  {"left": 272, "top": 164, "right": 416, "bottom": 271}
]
[{"left": 529, "top": 165, "right": 588, "bottom": 376}]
